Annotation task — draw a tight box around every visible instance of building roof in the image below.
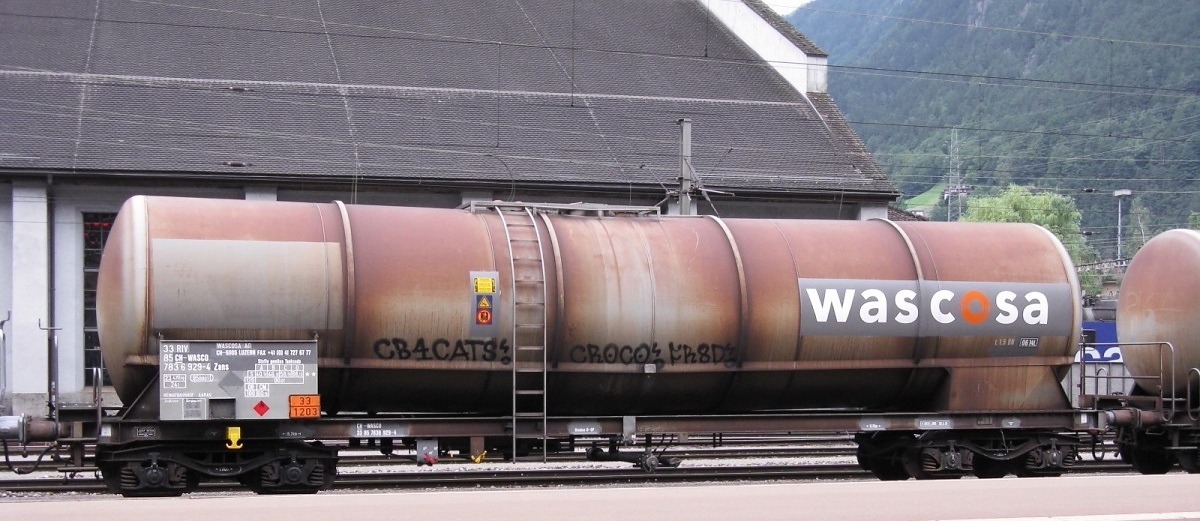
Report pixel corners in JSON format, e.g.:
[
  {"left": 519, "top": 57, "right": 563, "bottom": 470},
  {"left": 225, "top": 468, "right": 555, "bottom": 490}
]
[
  {"left": 887, "top": 205, "right": 929, "bottom": 222},
  {"left": 0, "top": 0, "right": 896, "bottom": 200}
]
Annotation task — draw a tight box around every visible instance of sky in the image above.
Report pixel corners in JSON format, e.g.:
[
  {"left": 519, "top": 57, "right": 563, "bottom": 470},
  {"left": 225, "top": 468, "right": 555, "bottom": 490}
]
[{"left": 767, "top": 0, "right": 814, "bottom": 16}]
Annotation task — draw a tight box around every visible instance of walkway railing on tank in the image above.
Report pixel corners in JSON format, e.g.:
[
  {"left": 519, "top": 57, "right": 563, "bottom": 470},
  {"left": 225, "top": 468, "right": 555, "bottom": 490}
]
[
  {"left": 465, "top": 200, "right": 660, "bottom": 217},
  {"left": 1077, "top": 341, "right": 1178, "bottom": 423},
  {"left": 1187, "top": 369, "right": 1200, "bottom": 421}
]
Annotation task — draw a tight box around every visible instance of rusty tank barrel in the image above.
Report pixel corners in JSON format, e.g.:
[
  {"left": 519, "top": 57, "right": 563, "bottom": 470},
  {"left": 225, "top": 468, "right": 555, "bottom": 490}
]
[
  {"left": 1117, "top": 229, "right": 1200, "bottom": 394},
  {"left": 98, "top": 196, "right": 1080, "bottom": 415}
]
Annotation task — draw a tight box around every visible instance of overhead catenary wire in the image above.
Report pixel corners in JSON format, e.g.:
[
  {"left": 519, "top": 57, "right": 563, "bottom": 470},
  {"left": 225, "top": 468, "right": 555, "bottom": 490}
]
[{"left": 0, "top": 2, "right": 1196, "bottom": 222}]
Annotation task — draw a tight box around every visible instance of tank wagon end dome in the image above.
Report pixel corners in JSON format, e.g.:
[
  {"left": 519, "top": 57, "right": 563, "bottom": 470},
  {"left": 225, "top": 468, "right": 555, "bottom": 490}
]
[
  {"left": 1118, "top": 229, "right": 1200, "bottom": 394},
  {"left": 96, "top": 196, "right": 151, "bottom": 403}
]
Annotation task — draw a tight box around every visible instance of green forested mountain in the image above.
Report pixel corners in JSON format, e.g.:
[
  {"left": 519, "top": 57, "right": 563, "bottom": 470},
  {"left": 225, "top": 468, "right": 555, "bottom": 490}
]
[{"left": 789, "top": 0, "right": 1200, "bottom": 259}]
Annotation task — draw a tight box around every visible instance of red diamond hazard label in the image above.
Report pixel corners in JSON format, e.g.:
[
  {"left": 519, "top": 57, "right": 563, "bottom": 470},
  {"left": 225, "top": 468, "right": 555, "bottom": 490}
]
[{"left": 253, "top": 401, "right": 270, "bottom": 416}]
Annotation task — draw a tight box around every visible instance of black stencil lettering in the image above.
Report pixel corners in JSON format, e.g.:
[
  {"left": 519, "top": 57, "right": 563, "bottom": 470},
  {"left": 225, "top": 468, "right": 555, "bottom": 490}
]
[
  {"left": 603, "top": 344, "right": 619, "bottom": 364},
  {"left": 451, "top": 340, "right": 471, "bottom": 361},
  {"left": 570, "top": 345, "right": 587, "bottom": 363},
  {"left": 432, "top": 338, "right": 451, "bottom": 360},
  {"left": 372, "top": 338, "right": 394, "bottom": 360},
  {"left": 412, "top": 338, "right": 431, "bottom": 360}
]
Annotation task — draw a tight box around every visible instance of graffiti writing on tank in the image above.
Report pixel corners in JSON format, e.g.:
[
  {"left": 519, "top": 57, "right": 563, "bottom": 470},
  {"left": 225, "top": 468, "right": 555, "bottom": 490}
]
[
  {"left": 566, "top": 342, "right": 739, "bottom": 368},
  {"left": 373, "top": 338, "right": 512, "bottom": 364}
]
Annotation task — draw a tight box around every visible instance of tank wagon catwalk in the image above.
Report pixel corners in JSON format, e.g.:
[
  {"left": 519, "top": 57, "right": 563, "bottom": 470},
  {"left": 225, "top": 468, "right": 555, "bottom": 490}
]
[{"left": 5, "top": 195, "right": 1199, "bottom": 495}]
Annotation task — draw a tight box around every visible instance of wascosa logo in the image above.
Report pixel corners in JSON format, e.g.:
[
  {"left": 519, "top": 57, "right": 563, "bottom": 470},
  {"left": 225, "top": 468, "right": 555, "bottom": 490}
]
[{"left": 797, "top": 278, "right": 1073, "bottom": 337}]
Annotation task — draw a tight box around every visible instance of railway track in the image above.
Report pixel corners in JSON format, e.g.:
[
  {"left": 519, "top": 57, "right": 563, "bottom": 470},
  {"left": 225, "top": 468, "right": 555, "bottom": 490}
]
[
  {"left": 0, "top": 458, "right": 1137, "bottom": 495},
  {"left": 337, "top": 445, "right": 858, "bottom": 467}
]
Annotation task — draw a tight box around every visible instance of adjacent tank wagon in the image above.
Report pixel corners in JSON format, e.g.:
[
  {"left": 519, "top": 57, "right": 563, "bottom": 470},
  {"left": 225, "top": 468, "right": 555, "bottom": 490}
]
[{"left": 1107, "top": 229, "right": 1200, "bottom": 473}]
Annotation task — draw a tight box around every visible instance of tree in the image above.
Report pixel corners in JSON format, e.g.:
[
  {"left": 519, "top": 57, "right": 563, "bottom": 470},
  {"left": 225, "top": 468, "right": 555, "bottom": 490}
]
[{"left": 961, "top": 185, "right": 1101, "bottom": 294}]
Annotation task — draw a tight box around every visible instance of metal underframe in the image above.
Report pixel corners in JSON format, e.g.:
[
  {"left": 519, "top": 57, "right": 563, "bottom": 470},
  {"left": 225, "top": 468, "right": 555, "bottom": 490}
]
[{"left": 93, "top": 409, "right": 1091, "bottom": 448}]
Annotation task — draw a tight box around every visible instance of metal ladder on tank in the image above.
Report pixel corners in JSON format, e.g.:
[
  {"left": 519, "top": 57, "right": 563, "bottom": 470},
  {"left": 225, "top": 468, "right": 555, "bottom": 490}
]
[{"left": 495, "top": 206, "right": 549, "bottom": 462}]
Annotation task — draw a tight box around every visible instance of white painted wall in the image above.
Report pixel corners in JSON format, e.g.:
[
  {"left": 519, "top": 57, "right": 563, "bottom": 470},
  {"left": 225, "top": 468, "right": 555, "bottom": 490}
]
[
  {"left": 701, "top": 1, "right": 828, "bottom": 94},
  {"left": 0, "top": 184, "right": 10, "bottom": 413},
  {"left": 245, "top": 185, "right": 278, "bottom": 201},
  {"left": 53, "top": 195, "right": 85, "bottom": 396},
  {"left": 859, "top": 204, "right": 889, "bottom": 221},
  {"left": 9, "top": 181, "right": 50, "bottom": 415},
  {"left": 3, "top": 184, "right": 250, "bottom": 413}
]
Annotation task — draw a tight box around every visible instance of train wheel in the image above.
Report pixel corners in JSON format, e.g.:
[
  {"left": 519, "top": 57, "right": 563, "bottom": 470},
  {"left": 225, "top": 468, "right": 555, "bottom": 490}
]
[
  {"left": 240, "top": 457, "right": 335, "bottom": 494},
  {"left": 868, "top": 458, "right": 910, "bottom": 481},
  {"left": 855, "top": 445, "right": 874, "bottom": 471},
  {"left": 1127, "top": 447, "right": 1174, "bottom": 475},
  {"left": 1176, "top": 450, "right": 1200, "bottom": 473},
  {"left": 971, "top": 456, "right": 1009, "bottom": 479},
  {"left": 902, "top": 448, "right": 961, "bottom": 480},
  {"left": 1011, "top": 464, "right": 1062, "bottom": 478},
  {"left": 855, "top": 433, "right": 912, "bottom": 481},
  {"left": 107, "top": 461, "right": 190, "bottom": 497},
  {"left": 97, "top": 462, "right": 125, "bottom": 494}
]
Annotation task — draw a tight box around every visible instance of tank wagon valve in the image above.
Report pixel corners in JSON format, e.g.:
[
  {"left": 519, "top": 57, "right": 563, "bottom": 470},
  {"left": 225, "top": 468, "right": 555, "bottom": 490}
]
[
  {"left": 226, "top": 426, "right": 243, "bottom": 449},
  {"left": 416, "top": 439, "right": 439, "bottom": 466},
  {"left": 470, "top": 451, "right": 487, "bottom": 463},
  {"left": 420, "top": 452, "right": 438, "bottom": 466}
]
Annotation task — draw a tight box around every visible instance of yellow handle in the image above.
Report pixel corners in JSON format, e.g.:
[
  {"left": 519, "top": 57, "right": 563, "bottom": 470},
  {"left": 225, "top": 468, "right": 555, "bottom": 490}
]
[
  {"left": 226, "top": 426, "right": 243, "bottom": 449},
  {"left": 470, "top": 450, "right": 487, "bottom": 464}
]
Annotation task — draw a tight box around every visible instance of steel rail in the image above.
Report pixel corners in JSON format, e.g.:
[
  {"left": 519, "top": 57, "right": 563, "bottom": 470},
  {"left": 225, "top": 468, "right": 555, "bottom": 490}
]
[{"left": 0, "top": 460, "right": 1137, "bottom": 495}]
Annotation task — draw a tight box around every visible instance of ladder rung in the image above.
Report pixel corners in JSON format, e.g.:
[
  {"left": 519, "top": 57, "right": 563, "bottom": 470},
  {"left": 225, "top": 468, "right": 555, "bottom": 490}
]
[
  {"left": 513, "top": 412, "right": 545, "bottom": 418},
  {"left": 516, "top": 323, "right": 544, "bottom": 328},
  {"left": 515, "top": 390, "right": 544, "bottom": 395},
  {"left": 516, "top": 344, "right": 545, "bottom": 349},
  {"left": 515, "top": 368, "right": 545, "bottom": 373}
]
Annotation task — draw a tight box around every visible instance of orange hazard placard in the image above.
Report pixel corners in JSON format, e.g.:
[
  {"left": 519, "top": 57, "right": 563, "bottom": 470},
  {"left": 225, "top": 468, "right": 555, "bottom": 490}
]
[
  {"left": 288, "top": 394, "right": 321, "bottom": 419},
  {"left": 475, "top": 308, "right": 493, "bottom": 325}
]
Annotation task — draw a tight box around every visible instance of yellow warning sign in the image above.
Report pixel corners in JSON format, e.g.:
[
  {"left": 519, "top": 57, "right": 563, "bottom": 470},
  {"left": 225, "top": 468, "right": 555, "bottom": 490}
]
[
  {"left": 473, "top": 277, "right": 496, "bottom": 294},
  {"left": 476, "top": 295, "right": 492, "bottom": 308}
]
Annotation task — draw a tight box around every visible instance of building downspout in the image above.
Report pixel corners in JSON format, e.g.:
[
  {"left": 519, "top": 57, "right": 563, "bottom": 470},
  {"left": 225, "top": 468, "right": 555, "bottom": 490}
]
[{"left": 46, "top": 174, "right": 57, "bottom": 411}]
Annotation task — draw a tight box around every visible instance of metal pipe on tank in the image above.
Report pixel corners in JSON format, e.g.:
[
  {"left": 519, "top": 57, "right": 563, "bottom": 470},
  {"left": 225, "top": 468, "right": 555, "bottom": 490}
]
[
  {"left": 0, "top": 311, "right": 9, "bottom": 413},
  {"left": 40, "top": 321, "right": 60, "bottom": 417}
]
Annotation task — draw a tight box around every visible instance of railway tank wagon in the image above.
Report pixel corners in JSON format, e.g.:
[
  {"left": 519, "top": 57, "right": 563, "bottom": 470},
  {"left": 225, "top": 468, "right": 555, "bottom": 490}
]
[
  {"left": 82, "top": 196, "right": 1086, "bottom": 494},
  {"left": 1108, "top": 229, "right": 1200, "bottom": 473}
]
